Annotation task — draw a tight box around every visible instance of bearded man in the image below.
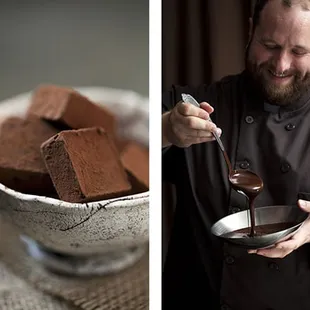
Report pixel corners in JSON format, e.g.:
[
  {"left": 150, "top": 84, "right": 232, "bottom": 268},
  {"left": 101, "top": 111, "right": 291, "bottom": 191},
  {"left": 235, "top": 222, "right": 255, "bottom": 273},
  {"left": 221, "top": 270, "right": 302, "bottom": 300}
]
[{"left": 162, "top": 0, "right": 310, "bottom": 309}]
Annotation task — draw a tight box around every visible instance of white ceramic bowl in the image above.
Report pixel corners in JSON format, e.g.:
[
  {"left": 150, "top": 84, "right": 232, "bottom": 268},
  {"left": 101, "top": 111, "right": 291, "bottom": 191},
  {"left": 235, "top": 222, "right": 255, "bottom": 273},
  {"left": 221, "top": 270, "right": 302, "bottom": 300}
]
[{"left": 0, "top": 87, "right": 149, "bottom": 275}]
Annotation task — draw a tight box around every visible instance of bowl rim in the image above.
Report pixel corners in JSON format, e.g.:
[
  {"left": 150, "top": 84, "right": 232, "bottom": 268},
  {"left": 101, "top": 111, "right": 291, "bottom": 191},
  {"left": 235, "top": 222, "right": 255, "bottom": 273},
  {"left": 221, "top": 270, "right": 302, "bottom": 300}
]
[{"left": 0, "top": 182, "right": 149, "bottom": 210}]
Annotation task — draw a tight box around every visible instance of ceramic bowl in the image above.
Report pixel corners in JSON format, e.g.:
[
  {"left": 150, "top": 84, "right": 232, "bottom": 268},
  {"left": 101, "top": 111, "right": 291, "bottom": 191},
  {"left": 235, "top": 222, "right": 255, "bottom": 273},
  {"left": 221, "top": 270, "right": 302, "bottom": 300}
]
[{"left": 0, "top": 86, "right": 149, "bottom": 275}]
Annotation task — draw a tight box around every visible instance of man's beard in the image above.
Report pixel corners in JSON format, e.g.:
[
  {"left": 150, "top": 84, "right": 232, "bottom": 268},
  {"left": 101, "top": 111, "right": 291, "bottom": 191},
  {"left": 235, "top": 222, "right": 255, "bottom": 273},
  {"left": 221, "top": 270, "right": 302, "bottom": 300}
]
[{"left": 245, "top": 52, "right": 310, "bottom": 106}]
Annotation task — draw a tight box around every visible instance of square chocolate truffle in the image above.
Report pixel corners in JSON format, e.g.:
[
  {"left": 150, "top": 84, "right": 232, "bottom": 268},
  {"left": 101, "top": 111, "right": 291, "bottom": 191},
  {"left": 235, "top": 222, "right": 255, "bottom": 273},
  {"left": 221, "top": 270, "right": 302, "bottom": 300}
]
[
  {"left": 120, "top": 142, "right": 149, "bottom": 193},
  {"left": 0, "top": 116, "right": 59, "bottom": 195},
  {"left": 41, "top": 127, "right": 132, "bottom": 203},
  {"left": 27, "top": 84, "right": 116, "bottom": 134}
]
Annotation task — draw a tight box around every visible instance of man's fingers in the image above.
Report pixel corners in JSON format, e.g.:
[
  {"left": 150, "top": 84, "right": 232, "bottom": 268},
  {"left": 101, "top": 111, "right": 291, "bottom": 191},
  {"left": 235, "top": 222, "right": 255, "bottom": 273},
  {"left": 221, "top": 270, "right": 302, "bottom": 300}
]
[
  {"left": 249, "top": 238, "right": 300, "bottom": 258},
  {"left": 200, "top": 101, "right": 214, "bottom": 114},
  {"left": 246, "top": 207, "right": 310, "bottom": 259},
  {"left": 274, "top": 239, "right": 300, "bottom": 251},
  {"left": 168, "top": 100, "right": 220, "bottom": 147},
  {"left": 298, "top": 199, "right": 310, "bottom": 212},
  {"left": 175, "top": 126, "right": 214, "bottom": 139},
  {"left": 177, "top": 102, "right": 210, "bottom": 120},
  {"left": 248, "top": 249, "right": 257, "bottom": 254},
  {"left": 184, "top": 136, "right": 217, "bottom": 145},
  {"left": 188, "top": 133, "right": 214, "bottom": 139},
  {"left": 178, "top": 129, "right": 214, "bottom": 139},
  {"left": 173, "top": 114, "right": 222, "bottom": 140},
  {"left": 182, "top": 116, "right": 217, "bottom": 131},
  {"left": 186, "top": 128, "right": 222, "bottom": 139},
  {"left": 255, "top": 240, "right": 297, "bottom": 258},
  {"left": 255, "top": 247, "right": 293, "bottom": 258}
]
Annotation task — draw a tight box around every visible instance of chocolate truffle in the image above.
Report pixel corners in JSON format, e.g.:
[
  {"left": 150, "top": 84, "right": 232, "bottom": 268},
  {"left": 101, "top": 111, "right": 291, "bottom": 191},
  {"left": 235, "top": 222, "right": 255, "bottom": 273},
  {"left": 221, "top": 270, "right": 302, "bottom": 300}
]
[
  {"left": 41, "top": 127, "right": 132, "bottom": 203},
  {"left": 120, "top": 142, "right": 149, "bottom": 193},
  {"left": 27, "top": 84, "right": 116, "bottom": 134},
  {"left": 115, "top": 137, "right": 131, "bottom": 154},
  {"left": 0, "top": 116, "right": 58, "bottom": 195}
]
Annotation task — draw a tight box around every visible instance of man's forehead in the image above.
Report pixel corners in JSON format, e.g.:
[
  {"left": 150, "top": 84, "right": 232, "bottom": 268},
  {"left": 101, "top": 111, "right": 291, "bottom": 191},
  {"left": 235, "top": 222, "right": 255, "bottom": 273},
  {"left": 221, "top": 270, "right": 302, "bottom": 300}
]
[
  {"left": 258, "top": 0, "right": 310, "bottom": 36},
  {"left": 263, "top": 0, "right": 310, "bottom": 10},
  {"left": 262, "top": 0, "right": 310, "bottom": 14}
]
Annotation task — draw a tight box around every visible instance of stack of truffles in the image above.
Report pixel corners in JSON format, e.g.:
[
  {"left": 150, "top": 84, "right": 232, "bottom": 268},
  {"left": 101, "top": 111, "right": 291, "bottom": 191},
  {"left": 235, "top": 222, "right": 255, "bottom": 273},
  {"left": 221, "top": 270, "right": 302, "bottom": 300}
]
[{"left": 0, "top": 85, "right": 149, "bottom": 203}]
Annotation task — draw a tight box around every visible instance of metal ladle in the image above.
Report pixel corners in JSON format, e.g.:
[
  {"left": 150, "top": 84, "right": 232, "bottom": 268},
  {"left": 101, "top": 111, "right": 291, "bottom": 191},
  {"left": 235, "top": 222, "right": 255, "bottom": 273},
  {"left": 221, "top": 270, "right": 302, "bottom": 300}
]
[{"left": 181, "top": 93, "right": 264, "bottom": 236}]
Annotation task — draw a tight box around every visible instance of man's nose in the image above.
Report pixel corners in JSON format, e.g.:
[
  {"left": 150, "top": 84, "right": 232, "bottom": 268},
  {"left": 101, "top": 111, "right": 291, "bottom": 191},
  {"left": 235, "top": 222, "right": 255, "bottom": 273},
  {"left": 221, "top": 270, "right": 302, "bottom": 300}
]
[{"left": 272, "top": 51, "right": 292, "bottom": 73}]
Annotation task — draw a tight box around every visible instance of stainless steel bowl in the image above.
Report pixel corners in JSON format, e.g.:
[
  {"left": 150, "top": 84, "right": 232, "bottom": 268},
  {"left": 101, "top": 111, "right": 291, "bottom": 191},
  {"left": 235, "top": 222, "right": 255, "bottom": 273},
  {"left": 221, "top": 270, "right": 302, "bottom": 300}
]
[{"left": 211, "top": 205, "right": 308, "bottom": 249}]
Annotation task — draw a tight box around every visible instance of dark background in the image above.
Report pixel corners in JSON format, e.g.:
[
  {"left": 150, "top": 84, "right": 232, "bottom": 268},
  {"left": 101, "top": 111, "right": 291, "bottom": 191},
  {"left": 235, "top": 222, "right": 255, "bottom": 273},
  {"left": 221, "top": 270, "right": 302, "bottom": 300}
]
[
  {"left": 162, "top": 0, "right": 256, "bottom": 264},
  {"left": 0, "top": 0, "right": 149, "bottom": 101}
]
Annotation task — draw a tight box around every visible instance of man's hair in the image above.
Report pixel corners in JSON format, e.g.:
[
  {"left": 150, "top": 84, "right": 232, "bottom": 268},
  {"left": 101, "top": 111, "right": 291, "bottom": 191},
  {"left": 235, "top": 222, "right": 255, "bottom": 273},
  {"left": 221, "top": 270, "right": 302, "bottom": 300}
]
[{"left": 252, "top": 0, "right": 310, "bottom": 30}]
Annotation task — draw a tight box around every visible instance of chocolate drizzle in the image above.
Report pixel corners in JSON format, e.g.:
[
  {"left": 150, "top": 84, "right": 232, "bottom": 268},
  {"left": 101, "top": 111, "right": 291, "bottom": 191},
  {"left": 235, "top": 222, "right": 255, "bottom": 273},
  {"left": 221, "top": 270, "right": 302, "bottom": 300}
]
[{"left": 222, "top": 149, "right": 263, "bottom": 237}]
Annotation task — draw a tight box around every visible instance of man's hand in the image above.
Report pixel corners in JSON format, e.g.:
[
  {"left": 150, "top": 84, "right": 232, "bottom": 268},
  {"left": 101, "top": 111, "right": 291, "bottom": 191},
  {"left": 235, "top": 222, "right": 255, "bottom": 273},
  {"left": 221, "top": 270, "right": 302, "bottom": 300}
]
[
  {"left": 248, "top": 199, "right": 310, "bottom": 258},
  {"left": 162, "top": 101, "right": 222, "bottom": 148}
]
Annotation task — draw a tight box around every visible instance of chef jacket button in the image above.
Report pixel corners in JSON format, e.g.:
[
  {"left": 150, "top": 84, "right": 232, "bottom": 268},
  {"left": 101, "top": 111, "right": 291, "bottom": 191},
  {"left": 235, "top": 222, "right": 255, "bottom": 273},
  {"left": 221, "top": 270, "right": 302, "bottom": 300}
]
[
  {"left": 268, "top": 262, "right": 279, "bottom": 271},
  {"left": 221, "top": 304, "right": 231, "bottom": 310},
  {"left": 231, "top": 206, "right": 241, "bottom": 213},
  {"left": 245, "top": 115, "right": 254, "bottom": 124},
  {"left": 280, "top": 162, "right": 290, "bottom": 173},
  {"left": 239, "top": 161, "right": 250, "bottom": 169},
  {"left": 285, "top": 123, "right": 295, "bottom": 131},
  {"left": 225, "top": 255, "right": 235, "bottom": 265}
]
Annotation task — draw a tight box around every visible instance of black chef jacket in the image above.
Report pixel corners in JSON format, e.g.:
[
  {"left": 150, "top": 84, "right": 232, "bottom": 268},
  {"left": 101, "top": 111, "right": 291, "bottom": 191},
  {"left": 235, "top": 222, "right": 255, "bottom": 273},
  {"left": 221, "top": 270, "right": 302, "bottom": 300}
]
[{"left": 162, "top": 70, "right": 310, "bottom": 310}]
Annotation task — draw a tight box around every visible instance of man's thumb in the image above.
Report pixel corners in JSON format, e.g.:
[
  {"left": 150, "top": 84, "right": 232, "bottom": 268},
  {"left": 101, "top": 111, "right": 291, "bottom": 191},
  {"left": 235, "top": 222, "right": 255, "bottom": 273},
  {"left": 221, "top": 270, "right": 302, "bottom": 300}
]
[{"left": 298, "top": 199, "right": 310, "bottom": 212}]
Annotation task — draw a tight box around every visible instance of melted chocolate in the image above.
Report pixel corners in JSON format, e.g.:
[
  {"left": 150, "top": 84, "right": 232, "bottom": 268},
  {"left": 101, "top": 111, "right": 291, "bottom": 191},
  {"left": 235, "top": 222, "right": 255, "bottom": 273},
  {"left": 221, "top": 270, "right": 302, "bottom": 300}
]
[
  {"left": 221, "top": 149, "right": 264, "bottom": 237},
  {"left": 223, "top": 222, "right": 298, "bottom": 238},
  {"left": 229, "top": 170, "right": 263, "bottom": 236}
]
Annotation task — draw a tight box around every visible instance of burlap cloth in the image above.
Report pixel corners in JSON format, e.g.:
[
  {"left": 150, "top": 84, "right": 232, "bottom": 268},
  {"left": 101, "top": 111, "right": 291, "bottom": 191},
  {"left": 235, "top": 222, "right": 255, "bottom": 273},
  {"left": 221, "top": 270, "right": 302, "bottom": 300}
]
[{"left": 0, "top": 216, "right": 149, "bottom": 310}]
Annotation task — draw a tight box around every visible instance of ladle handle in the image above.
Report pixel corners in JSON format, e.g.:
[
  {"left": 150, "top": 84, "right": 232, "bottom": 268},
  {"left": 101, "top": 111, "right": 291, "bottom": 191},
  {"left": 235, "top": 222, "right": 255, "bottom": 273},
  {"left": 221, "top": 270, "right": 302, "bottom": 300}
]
[{"left": 181, "top": 93, "right": 225, "bottom": 152}]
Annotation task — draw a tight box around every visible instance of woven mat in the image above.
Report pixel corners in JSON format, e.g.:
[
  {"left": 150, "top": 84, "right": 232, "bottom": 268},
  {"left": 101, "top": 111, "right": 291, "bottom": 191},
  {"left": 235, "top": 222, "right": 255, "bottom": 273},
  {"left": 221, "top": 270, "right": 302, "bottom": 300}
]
[{"left": 0, "top": 217, "right": 149, "bottom": 310}]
